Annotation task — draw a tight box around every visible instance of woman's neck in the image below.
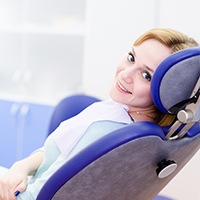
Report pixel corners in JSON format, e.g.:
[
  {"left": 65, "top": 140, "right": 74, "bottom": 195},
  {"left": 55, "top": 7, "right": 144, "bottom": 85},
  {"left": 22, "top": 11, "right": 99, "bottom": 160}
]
[{"left": 128, "top": 109, "right": 157, "bottom": 123}]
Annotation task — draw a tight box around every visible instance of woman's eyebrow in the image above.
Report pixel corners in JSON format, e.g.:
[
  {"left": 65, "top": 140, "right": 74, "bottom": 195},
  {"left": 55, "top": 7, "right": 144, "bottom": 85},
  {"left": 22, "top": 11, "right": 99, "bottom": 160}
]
[{"left": 145, "top": 66, "right": 154, "bottom": 73}]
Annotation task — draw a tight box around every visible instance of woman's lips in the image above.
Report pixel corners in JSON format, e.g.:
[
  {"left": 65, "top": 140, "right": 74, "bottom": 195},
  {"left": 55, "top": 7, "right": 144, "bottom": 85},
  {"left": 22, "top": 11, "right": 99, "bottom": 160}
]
[{"left": 117, "top": 82, "right": 132, "bottom": 94}]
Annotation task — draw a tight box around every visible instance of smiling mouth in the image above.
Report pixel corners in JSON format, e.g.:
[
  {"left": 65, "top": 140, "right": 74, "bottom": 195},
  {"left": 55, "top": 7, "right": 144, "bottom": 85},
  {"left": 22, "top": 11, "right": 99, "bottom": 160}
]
[{"left": 117, "top": 82, "right": 132, "bottom": 94}]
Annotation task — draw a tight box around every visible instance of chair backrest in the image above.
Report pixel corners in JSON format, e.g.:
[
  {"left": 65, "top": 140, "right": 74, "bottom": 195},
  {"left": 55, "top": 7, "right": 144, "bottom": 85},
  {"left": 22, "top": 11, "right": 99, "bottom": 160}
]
[
  {"left": 37, "top": 47, "right": 200, "bottom": 200},
  {"left": 36, "top": 122, "right": 200, "bottom": 200},
  {"left": 48, "top": 94, "right": 100, "bottom": 135}
]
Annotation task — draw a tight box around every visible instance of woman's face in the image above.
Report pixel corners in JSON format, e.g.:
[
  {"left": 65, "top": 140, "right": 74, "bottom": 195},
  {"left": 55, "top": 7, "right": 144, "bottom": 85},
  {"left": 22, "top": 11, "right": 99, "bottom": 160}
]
[{"left": 109, "top": 39, "right": 172, "bottom": 114}]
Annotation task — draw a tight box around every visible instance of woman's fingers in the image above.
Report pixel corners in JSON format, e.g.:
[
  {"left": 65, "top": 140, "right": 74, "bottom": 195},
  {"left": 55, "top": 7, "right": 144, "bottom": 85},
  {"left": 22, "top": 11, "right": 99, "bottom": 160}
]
[
  {"left": 13, "top": 177, "right": 28, "bottom": 197},
  {"left": 0, "top": 175, "right": 27, "bottom": 200}
]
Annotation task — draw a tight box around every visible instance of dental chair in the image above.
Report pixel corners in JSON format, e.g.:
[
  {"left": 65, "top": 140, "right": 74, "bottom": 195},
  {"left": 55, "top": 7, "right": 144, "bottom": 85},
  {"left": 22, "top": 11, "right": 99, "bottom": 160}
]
[{"left": 36, "top": 47, "right": 200, "bottom": 200}]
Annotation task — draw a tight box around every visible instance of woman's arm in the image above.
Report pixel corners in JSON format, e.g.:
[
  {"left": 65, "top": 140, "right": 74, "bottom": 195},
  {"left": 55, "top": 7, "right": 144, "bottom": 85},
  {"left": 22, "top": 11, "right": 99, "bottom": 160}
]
[
  {"left": 13, "top": 150, "right": 44, "bottom": 175},
  {"left": 0, "top": 150, "right": 44, "bottom": 200}
]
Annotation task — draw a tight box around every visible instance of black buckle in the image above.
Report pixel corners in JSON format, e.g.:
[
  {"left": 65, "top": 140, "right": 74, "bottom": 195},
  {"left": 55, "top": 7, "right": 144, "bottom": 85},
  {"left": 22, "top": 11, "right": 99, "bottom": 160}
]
[{"left": 168, "top": 86, "right": 200, "bottom": 115}]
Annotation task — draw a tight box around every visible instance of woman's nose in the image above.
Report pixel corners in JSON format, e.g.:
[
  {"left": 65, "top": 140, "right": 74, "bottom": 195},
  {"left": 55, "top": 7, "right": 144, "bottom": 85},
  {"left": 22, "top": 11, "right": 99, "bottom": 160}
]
[{"left": 120, "top": 68, "right": 135, "bottom": 84}]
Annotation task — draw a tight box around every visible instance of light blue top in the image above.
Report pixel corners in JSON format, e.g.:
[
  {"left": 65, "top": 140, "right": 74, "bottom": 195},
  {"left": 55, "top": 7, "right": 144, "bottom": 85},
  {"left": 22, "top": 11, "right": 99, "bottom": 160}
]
[{"left": 16, "top": 120, "right": 128, "bottom": 199}]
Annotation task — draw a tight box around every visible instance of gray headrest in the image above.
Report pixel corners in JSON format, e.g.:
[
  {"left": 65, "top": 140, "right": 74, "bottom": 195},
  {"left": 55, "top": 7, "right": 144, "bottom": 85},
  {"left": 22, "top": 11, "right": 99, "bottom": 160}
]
[{"left": 151, "top": 47, "right": 200, "bottom": 114}]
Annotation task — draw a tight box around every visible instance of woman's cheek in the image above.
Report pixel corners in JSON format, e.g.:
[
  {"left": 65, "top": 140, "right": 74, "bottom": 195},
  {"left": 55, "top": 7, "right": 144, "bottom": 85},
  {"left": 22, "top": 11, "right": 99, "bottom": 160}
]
[{"left": 135, "top": 83, "right": 151, "bottom": 99}]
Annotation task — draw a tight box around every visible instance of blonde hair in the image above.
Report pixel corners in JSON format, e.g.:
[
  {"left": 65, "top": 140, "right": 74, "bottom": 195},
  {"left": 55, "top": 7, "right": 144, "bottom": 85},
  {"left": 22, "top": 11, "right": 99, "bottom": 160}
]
[{"left": 134, "top": 28, "right": 199, "bottom": 126}]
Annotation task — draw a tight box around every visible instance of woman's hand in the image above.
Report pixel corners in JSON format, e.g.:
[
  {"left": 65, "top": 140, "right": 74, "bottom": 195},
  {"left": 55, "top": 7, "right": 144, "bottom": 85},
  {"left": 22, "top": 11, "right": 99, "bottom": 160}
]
[
  {"left": 0, "top": 161, "right": 29, "bottom": 200},
  {"left": 0, "top": 150, "right": 44, "bottom": 200}
]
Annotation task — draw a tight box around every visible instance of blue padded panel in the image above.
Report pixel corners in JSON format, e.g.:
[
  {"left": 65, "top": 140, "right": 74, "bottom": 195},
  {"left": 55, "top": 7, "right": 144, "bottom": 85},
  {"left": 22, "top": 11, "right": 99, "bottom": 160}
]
[
  {"left": 151, "top": 47, "right": 200, "bottom": 113},
  {"left": 36, "top": 122, "right": 165, "bottom": 200}
]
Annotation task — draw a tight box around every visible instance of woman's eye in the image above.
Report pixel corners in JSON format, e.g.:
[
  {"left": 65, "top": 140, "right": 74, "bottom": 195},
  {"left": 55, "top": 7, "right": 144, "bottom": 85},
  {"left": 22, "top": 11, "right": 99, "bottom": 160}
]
[
  {"left": 141, "top": 70, "right": 151, "bottom": 81},
  {"left": 127, "top": 52, "right": 135, "bottom": 63}
]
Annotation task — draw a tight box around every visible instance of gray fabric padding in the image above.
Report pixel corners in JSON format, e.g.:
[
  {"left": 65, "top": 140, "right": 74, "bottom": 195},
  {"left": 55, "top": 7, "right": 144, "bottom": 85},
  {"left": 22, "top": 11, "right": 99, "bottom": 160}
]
[
  {"left": 52, "top": 134, "right": 200, "bottom": 200},
  {"left": 160, "top": 55, "right": 200, "bottom": 111}
]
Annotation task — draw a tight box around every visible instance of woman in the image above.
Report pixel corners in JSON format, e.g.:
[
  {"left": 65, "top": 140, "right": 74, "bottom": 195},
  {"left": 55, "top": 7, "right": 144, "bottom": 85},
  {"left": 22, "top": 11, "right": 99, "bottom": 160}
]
[{"left": 0, "top": 28, "right": 198, "bottom": 200}]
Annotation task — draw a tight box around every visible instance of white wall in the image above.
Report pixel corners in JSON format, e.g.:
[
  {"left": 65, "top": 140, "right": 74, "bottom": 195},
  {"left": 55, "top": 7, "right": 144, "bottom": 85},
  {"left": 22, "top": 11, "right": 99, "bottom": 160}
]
[
  {"left": 157, "top": 0, "right": 200, "bottom": 41},
  {"left": 83, "top": 0, "right": 200, "bottom": 199}
]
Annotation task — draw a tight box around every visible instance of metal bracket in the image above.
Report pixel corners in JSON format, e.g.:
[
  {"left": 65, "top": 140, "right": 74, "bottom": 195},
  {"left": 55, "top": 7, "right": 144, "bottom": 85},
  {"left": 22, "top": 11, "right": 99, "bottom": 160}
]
[{"left": 166, "top": 77, "right": 200, "bottom": 140}]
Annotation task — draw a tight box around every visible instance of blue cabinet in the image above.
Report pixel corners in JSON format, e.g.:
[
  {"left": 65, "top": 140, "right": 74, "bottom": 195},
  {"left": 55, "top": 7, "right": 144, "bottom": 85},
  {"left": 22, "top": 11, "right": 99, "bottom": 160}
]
[
  {"left": 0, "top": 100, "right": 18, "bottom": 168},
  {"left": 0, "top": 99, "right": 54, "bottom": 168}
]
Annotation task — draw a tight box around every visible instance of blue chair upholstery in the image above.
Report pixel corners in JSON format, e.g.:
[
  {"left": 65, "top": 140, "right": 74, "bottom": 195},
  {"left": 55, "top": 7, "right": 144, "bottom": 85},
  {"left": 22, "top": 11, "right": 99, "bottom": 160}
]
[{"left": 36, "top": 47, "right": 200, "bottom": 200}]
